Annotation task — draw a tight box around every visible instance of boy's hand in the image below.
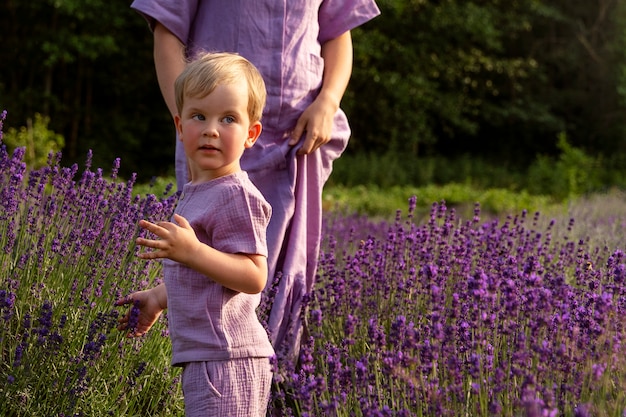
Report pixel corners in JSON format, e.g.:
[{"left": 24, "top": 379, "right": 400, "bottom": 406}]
[
  {"left": 136, "top": 214, "right": 199, "bottom": 264},
  {"left": 115, "top": 287, "right": 165, "bottom": 337}
]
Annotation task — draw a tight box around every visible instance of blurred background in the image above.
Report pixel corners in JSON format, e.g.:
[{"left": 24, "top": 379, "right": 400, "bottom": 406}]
[{"left": 1, "top": 0, "right": 625, "bottom": 198}]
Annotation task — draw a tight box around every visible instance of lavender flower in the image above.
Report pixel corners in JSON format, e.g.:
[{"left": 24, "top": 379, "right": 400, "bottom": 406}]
[
  {"left": 0, "top": 130, "right": 180, "bottom": 416},
  {"left": 0, "top": 109, "right": 7, "bottom": 140},
  {"left": 273, "top": 198, "right": 626, "bottom": 416},
  {"left": 128, "top": 300, "right": 141, "bottom": 335},
  {"left": 3, "top": 110, "right": 626, "bottom": 416}
]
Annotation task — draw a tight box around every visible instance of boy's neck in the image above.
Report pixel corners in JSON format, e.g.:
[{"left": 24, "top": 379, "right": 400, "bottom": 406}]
[{"left": 189, "top": 167, "right": 242, "bottom": 185}]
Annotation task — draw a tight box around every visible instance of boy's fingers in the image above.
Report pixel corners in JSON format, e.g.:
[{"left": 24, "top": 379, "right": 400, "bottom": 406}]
[
  {"left": 136, "top": 237, "right": 157, "bottom": 247},
  {"left": 173, "top": 214, "right": 191, "bottom": 229},
  {"left": 115, "top": 295, "right": 133, "bottom": 306},
  {"left": 141, "top": 220, "right": 162, "bottom": 234},
  {"left": 138, "top": 219, "right": 154, "bottom": 230}
]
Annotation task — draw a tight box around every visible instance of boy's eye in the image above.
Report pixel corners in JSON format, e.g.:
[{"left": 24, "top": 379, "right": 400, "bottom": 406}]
[
  {"left": 221, "top": 116, "right": 235, "bottom": 124},
  {"left": 192, "top": 114, "right": 205, "bottom": 121}
]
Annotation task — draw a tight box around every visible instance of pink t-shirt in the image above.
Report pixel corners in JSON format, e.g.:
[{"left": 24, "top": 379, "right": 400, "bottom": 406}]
[{"left": 163, "top": 171, "right": 273, "bottom": 365}]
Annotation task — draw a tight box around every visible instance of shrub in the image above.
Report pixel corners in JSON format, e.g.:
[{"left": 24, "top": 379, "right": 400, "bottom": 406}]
[
  {"left": 2, "top": 108, "right": 626, "bottom": 416},
  {"left": 2, "top": 113, "right": 65, "bottom": 170},
  {"left": 527, "top": 132, "right": 602, "bottom": 199},
  {"left": 0, "top": 110, "right": 183, "bottom": 416},
  {"left": 275, "top": 198, "right": 626, "bottom": 416}
]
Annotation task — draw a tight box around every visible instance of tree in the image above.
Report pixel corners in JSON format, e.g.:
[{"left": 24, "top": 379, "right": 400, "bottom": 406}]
[
  {"left": 2, "top": 0, "right": 626, "bottom": 184},
  {"left": 345, "top": 0, "right": 626, "bottom": 169},
  {"left": 0, "top": 0, "right": 172, "bottom": 179}
]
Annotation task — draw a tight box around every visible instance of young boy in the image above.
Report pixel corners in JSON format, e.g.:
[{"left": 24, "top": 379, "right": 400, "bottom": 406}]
[{"left": 117, "top": 52, "right": 274, "bottom": 416}]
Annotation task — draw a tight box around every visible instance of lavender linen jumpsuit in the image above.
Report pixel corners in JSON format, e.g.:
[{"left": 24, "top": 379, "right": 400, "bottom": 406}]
[{"left": 131, "top": 0, "right": 381, "bottom": 362}]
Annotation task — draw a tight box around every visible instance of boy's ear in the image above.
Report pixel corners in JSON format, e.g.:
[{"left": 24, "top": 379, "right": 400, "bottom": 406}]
[
  {"left": 245, "top": 121, "right": 262, "bottom": 148},
  {"left": 174, "top": 114, "right": 183, "bottom": 141}
]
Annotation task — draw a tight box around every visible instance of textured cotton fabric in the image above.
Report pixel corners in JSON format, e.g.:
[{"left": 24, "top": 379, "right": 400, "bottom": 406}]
[
  {"left": 131, "top": 0, "right": 381, "bottom": 362},
  {"left": 181, "top": 358, "right": 272, "bottom": 417},
  {"left": 163, "top": 171, "right": 274, "bottom": 365}
]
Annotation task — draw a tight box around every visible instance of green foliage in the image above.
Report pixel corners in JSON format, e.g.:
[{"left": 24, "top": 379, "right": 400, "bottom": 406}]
[
  {"left": 3, "top": 114, "right": 65, "bottom": 169},
  {"left": 133, "top": 172, "right": 555, "bottom": 220},
  {"left": 527, "top": 133, "right": 602, "bottom": 199},
  {"left": 2, "top": 0, "right": 626, "bottom": 187},
  {"left": 612, "top": 0, "right": 626, "bottom": 150},
  {"left": 347, "top": 0, "right": 557, "bottom": 160},
  {"left": 330, "top": 138, "right": 621, "bottom": 204},
  {"left": 346, "top": 0, "right": 626, "bottom": 169},
  {"left": 0, "top": 0, "right": 172, "bottom": 179},
  {"left": 323, "top": 183, "right": 553, "bottom": 220},
  {"left": 330, "top": 151, "right": 527, "bottom": 190}
]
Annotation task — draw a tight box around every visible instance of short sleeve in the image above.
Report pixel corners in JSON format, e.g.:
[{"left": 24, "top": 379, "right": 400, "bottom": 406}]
[
  {"left": 209, "top": 186, "right": 271, "bottom": 257},
  {"left": 318, "top": 0, "right": 381, "bottom": 44},
  {"left": 130, "top": 0, "right": 199, "bottom": 45}
]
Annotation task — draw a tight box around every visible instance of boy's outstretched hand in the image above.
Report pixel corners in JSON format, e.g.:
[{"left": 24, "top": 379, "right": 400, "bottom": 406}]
[
  {"left": 115, "top": 284, "right": 167, "bottom": 337},
  {"left": 136, "top": 214, "right": 199, "bottom": 264}
]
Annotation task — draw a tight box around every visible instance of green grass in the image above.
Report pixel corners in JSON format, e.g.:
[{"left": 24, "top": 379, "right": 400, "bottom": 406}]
[
  {"left": 322, "top": 183, "right": 555, "bottom": 221},
  {"left": 133, "top": 175, "right": 556, "bottom": 219}
]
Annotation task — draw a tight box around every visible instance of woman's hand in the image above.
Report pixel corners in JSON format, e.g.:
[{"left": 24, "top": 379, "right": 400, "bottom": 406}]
[{"left": 289, "top": 93, "right": 338, "bottom": 155}]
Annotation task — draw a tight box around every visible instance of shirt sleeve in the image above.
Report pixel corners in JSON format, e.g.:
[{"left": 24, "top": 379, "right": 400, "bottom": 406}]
[
  {"left": 130, "top": 0, "right": 199, "bottom": 45},
  {"left": 318, "top": 0, "right": 381, "bottom": 44},
  {"left": 209, "top": 186, "right": 271, "bottom": 257}
]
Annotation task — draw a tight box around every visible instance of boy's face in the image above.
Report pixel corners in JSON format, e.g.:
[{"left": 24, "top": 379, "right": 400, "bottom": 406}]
[{"left": 175, "top": 79, "right": 262, "bottom": 183}]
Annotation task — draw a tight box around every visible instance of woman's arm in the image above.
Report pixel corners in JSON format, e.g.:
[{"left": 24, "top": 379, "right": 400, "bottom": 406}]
[
  {"left": 153, "top": 22, "right": 187, "bottom": 119},
  {"left": 319, "top": 30, "right": 354, "bottom": 114},
  {"left": 289, "top": 31, "right": 353, "bottom": 154}
]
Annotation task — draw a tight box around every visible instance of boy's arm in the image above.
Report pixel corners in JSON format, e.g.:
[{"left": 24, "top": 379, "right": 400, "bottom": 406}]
[
  {"left": 153, "top": 22, "right": 187, "bottom": 119},
  {"left": 289, "top": 30, "right": 353, "bottom": 154},
  {"left": 136, "top": 214, "right": 268, "bottom": 294}
]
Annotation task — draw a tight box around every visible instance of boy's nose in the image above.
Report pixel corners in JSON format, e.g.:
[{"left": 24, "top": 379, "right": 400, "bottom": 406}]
[{"left": 203, "top": 122, "right": 219, "bottom": 137}]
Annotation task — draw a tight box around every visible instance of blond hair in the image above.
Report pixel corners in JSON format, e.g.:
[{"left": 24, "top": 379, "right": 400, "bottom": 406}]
[{"left": 174, "top": 52, "right": 266, "bottom": 123}]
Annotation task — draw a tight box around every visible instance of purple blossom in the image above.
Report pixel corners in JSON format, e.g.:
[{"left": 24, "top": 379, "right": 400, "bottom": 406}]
[
  {"left": 3, "top": 118, "right": 626, "bottom": 416},
  {"left": 0, "top": 109, "right": 7, "bottom": 139},
  {"left": 0, "top": 123, "right": 183, "bottom": 415},
  {"left": 13, "top": 342, "right": 25, "bottom": 368},
  {"left": 310, "top": 308, "right": 322, "bottom": 328},
  {"left": 273, "top": 198, "right": 626, "bottom": 416},
  {"left": 344, "top": 313, "right": 357, "bottom": 338},
  {"left": 574, "top": 404, "right": 592, "bottom": 417},
  {"left": 127, "top": 300, "right": 141, "bottom": 334},
  {"left": 0, "top": 289, "right": 16, "bottom": 322},
  {"left": 34, "top": 300, "right": 54, "bottom": 345}
]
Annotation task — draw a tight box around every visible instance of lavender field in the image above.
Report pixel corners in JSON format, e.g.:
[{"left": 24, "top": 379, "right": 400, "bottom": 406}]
[{"left": 2, "top": 110, "right": 626, "bottom": 416}]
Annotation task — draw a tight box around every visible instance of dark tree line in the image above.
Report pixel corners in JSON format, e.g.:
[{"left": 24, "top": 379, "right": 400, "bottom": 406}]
[
  {"left": 345, "top": 0, "right": 626, "bottom": 168},
  {"left": 0, "top": 0, "right": 171, "bottom": 177},
  {"left": 1, "top": 0, "right": 625, "bottom": 181}
]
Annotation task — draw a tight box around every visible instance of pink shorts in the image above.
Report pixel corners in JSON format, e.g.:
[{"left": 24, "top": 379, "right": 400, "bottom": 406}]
[{"left": 181, "top": 357, "right": 272, "bottom": 417}]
